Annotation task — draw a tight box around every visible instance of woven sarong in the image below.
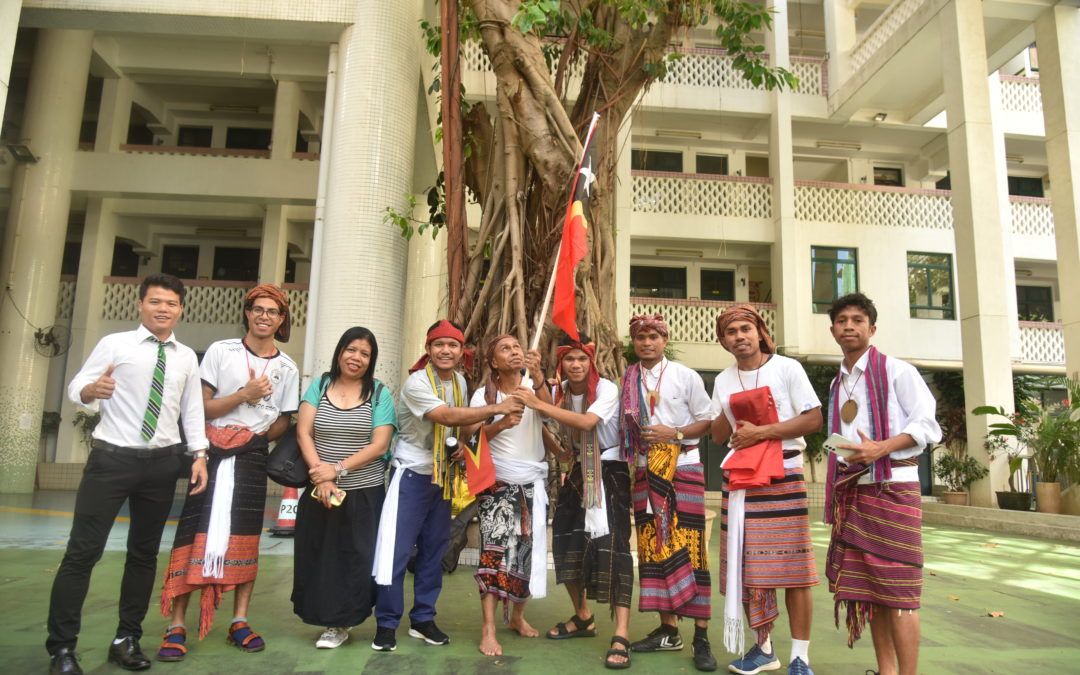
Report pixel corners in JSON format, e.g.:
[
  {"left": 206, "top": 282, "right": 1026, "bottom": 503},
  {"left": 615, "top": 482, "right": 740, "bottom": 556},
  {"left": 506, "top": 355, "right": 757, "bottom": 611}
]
[
  {"left": 634, "top": 451, "right": 710, "bottom": 619},
  {"left": 720, "top": 459, "right": 818, "bottom": 643},
  {"left": 160, "top": 434, "right": 268, "bottom": 638},
  {"left": 475, "top": 481, "right": 535, "bottom": 618},
  {"left": 826, "top": 458, "right": 922, "bottom": 647},
  {"left": 553, "top": 460, "right": 634, "bottom": 614}
]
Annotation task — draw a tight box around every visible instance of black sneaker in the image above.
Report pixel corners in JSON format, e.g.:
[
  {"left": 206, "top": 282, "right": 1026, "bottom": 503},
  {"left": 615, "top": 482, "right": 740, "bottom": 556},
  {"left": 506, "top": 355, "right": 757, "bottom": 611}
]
[
  {"left": 371, "top": 626, "right": 397, "bottom": 652},
  {"left": 409, "top": 620, "right": 450, "bottom": 645},
  {"left": 630, "top": 624, "right": 683, "bottom": 652},
  {"left": 692, "top": 637, "right": 718, "bottom": 672}
]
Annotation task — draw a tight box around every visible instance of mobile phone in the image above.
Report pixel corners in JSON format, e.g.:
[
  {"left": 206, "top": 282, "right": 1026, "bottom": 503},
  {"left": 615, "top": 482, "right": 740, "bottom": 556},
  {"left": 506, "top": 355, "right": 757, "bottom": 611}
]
[
  {"left": 823, "top": 433, "right": 856, "bottom": 459},
  {"left": 311, "top": 486, "right": 346, "bottom": 506}
]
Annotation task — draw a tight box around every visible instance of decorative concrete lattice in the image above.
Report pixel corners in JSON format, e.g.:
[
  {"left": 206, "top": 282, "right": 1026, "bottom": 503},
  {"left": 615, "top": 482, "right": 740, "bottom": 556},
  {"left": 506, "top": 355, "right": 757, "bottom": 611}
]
[
  {"left": 632, "top": 173, "right": 772, "bottom": 218},
  {"left": 1010, "top": 198, "right": 1055, "bottom": 237},
  {"left": 999, "top": 75, "right": 1043, "bottom": 114},
  {"left": 182, "top": 286, "right": 248, "bottom": 324},
  {"left": 850, "top": 0, "right": 928, "bottom": 71},
  {"left": 1018, "top": 322, "right": 1065, "bottom": 364},
  {"left": 286, "top": 288, "right": 309, "bottom": 327},
  {"left": 102, "top": 281, "right": 141, "bottom": 321},
  {"left": 55, "top": 281, "right": 76, "bottom": 321},
  {"left": 630, "top": 298, "right": 776, "bottom": 343},
  {"left": 791, "top": 57, "right": 826, "bottom": 96},
  {"left": 794, "top": 183, "right": 953, "bottom": 229},
  {"left": 101, "top": 280, "right": 311, "bottom": 327}
]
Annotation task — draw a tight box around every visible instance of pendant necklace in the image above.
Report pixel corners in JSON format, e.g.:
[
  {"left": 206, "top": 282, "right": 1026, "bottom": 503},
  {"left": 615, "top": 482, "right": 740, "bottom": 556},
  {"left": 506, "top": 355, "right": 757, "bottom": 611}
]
[
  {"left": 643, "top": 360, "right": 668, "bottom": 416},
  {"left": 840, "top": 368, "right": 864, "bottom": 424},
  {"left": 243, "top": 338, "right": 274, "bottom": 405},
  {"left": 736, "top": 354, "right": 768, "bottom": 392}
]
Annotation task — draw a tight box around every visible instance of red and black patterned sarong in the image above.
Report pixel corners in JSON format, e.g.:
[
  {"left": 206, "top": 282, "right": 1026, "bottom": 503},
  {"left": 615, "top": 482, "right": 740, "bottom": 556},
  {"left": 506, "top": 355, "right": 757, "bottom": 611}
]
[{"left": 475, "top": 481, "right": 535, "bottom": 618}]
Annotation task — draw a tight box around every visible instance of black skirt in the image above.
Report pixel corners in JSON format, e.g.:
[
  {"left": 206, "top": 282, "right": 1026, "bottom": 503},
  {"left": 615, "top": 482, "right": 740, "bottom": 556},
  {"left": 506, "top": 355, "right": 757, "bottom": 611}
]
[{"left": 291, "top": 483, "right": 385, "bottom": 627}]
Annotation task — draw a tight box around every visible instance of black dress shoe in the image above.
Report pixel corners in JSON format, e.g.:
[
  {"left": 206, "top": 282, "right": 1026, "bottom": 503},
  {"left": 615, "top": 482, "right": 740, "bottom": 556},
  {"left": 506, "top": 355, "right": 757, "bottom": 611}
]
[
  {"left": 107, "top": 636, "right": 151, "bottom": 671},
  {"left": 49, "top": 647, "right": 83, "bottom": 675}
]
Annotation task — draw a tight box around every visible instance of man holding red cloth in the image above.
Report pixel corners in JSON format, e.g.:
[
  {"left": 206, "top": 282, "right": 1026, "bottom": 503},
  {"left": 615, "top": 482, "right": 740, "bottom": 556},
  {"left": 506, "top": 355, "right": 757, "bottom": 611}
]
[{"left": 710, "top": 305, "right": 822, "bottom": 675}]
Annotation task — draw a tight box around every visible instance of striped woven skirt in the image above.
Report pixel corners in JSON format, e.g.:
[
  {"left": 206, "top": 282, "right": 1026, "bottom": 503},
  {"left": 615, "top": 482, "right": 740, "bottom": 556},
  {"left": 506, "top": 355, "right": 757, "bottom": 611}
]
[
  {"left": 826, "top": 480, "right": 923, "bottom": 646},
  {"left": 552, "top": 460, "right": 634, "bottom": 613},
  {"left": 634, "top": 461, "right": 710, "bottom": 619},
  {"left": 719, "top": 463, "right": 818, "bottom": 639}
]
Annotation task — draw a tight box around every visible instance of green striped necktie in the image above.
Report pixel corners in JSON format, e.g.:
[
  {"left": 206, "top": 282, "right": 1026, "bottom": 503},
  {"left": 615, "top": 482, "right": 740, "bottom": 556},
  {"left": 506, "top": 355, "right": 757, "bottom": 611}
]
[{"left": 140, "top": 338, "right": 167, "bottom": 441}]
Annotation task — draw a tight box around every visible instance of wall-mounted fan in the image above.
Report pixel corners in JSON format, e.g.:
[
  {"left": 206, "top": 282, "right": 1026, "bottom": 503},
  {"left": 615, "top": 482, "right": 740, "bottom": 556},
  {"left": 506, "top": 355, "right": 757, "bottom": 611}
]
[{"left": 34, "top": 325, "right": 71, "bottom": 357}]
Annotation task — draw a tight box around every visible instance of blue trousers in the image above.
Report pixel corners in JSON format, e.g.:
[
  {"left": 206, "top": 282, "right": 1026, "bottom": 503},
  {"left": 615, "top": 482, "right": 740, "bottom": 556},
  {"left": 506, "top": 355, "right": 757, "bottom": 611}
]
[{"left": 374, "top": 468, "right": 452, "bottom": 629}]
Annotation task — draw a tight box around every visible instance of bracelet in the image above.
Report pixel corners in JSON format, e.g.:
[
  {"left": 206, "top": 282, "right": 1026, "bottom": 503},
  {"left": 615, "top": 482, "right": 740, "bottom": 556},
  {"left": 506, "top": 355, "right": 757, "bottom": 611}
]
[
  {"left": 193, "top": 451, "right": 207, "bottom": 460},
  {"left": 335, "top": 461, "right": 345, "bottom": 475}
]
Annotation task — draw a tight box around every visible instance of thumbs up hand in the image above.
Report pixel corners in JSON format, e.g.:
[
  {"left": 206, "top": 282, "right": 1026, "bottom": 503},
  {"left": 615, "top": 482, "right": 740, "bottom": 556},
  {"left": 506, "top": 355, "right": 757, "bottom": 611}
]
[
  {"left": 241, "top": 367, "right": 273, "bottom": 403},
  {"left": 82, "top": 364, "right": 117, "bottom": 401}
]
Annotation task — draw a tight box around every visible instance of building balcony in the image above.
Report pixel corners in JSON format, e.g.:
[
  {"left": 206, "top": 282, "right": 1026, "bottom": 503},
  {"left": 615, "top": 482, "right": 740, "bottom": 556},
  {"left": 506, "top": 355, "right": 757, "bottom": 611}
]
[{"left": 1018, "top": 321, "right": 1065, "bottom": 365}]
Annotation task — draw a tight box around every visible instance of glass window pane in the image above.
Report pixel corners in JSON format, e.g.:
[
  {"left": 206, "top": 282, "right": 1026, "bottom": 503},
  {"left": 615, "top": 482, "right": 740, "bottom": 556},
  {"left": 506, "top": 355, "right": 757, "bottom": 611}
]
[
  {"left": 630, "top": 265, "right": 687, "bottom": 299},
  {"left": 696, "top": 154, "right": 728, "bottom": 175},
  {"left": 907, "top": 251, "right": 954, "bottom": 320},
  {"left": 631, "top": 149, "right": 683, "bottom": 173},
  {"left": 700, "top": 269, "right": 734, "bottom": 301}
]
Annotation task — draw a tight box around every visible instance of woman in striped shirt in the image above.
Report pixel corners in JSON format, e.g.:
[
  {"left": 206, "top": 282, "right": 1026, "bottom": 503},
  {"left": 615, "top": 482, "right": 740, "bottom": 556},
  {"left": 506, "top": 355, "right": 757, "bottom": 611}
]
[{"left": 292, "top": 326, "right": 397, "bottom": 649}]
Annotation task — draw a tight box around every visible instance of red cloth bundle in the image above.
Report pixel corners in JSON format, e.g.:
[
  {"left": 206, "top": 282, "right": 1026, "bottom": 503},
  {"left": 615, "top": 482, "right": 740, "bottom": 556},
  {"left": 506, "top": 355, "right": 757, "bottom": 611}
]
[{"left": 721, "top": 386, "right": 784, "bottom": 489}]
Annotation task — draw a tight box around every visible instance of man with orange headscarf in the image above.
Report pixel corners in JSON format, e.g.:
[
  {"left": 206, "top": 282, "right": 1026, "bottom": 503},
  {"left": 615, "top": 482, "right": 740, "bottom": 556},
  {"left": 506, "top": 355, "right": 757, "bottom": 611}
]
[
  {"left": 710, "top": 304, "right": 822, "bottom": 675},
  {"left": 514, "top": 332, "right": 634, "bottom": 669},
  {"left": 156, "top": 284, "right": 299, "bottom": 662}
]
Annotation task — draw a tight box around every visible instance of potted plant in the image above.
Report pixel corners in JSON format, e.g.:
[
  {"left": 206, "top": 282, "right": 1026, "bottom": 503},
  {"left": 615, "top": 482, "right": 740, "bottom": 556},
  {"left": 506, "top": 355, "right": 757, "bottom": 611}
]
[
  {"left": 72, "top": 411, "right": 100, "bottom": 451},
  {"left": 933, "top": 451, "right": 989, "bottom": 505},
  {"left": 984, "top": 434, "right": 1031, "bottom": 511},
  {"left": 974, "top": 377, "right": 1080, "bottom": 514}
]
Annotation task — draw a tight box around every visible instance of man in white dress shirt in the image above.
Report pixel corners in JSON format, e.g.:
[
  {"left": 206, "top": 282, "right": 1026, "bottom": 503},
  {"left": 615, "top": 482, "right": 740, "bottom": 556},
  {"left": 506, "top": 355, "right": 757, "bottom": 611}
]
[
  {"left": 621, "top": 314, "right": 717, "bottom": 672},
  {"left": 824, "top": 293, "right": 941, "bottom": 675},
  {"left": 47, "top": 274, "right": 208, "bottom": 675}
]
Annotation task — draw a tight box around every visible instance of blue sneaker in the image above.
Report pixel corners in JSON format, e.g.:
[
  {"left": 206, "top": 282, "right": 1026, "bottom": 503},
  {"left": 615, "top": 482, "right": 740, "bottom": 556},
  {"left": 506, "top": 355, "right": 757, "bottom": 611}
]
[
  {"left": 728, "top": 644, "right": 781, "bottom": 674},
  {"left": 788, "top": 657, "right": 814, "bottom": 675}
]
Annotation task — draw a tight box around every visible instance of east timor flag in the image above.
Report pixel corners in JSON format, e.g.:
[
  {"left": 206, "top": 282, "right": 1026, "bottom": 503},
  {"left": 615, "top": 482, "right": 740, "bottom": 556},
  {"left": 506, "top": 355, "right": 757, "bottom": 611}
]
[{"left": 465, "top": 425, "right": 496, "bottom": 496}]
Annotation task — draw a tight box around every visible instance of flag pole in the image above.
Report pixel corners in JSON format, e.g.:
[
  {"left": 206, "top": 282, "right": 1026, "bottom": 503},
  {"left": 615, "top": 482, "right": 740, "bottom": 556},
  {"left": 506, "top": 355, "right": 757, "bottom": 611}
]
[{"left": 529, "top": 112, "right": 601, "bottom": 352}]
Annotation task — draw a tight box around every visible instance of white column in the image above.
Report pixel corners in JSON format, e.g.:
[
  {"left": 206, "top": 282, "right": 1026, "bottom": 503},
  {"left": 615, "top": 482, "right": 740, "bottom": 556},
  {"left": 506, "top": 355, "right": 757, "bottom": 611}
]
[
  {"left": 823, "top": 0, "right": 857, "bottom": 92},
  {"left": 1035, "top": 6, "right": 1080, "bottom": 380},
  {"left": 941, "top": 0, "right": 1015, "bottom": 506},
  {"left": 0, "top": 30, "right": 94, "bottom": 491},
  {"left": 0, "top": 1, "right": 20, "bottom": 125},
  {"left": 259, "top": 204, "right": 289, "bottom": 284},
  {"left": 310, "top": 1, "right": 422, "bottom": 391},
  {"left": 767, "top": 0, "right": 800, "bottom": 354},
  {"left": 614, "top": 117, "right": 633, "bottom": 333},
  {"left": 271, "top": 80, "right": 302, "bottom": 160},
  {"left": 95, "top": 75, "right": 134, "bottom": 152},
  {"left": 56, "top": 197, "right": 117, "bottom": 463}
]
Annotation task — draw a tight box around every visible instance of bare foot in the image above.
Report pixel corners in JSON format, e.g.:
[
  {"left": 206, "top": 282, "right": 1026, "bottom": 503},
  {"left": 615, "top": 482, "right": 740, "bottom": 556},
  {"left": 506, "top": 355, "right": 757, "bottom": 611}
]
[
  {"left": 509, "top": 616, "right": 539, "bottom": 638},
  {"left": 479, "top": 626, "right": 502, "bottom": 656}
]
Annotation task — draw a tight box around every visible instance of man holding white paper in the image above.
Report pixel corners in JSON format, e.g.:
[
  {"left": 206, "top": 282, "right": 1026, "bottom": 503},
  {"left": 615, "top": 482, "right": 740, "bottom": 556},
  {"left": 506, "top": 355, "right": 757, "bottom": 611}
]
[{"left": 710, "top": 305, "right": 821, "bottom": 675}]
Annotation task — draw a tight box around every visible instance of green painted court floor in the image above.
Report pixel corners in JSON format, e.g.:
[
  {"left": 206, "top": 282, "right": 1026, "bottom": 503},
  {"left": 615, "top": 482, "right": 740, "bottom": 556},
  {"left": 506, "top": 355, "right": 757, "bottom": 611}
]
[{"left": 1, "top": 492, "right": 1078, "bottom": 674}]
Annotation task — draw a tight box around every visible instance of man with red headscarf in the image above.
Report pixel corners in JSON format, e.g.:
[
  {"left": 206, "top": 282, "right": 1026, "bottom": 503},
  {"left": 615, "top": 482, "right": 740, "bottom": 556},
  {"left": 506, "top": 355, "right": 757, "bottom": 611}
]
[
  {"left": 710, "top": 304, "right": 822, "bottom": 675},
  {"left": 369, "top": 320, "right": 522, "bottom": 653},
  {"left": 157, "top": 284, "right": 299, "bottom": 661},
  {"left": 514, "top": 332, "right": 634, "bottom": 668},
  {"left": 621, "top": 314, "right": 717, "bottom": 671}
]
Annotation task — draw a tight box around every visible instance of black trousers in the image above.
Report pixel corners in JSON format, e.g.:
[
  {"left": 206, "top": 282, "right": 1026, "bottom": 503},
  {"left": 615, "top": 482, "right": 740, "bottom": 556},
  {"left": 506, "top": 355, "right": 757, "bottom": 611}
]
[{"left": 46, "top": 447, "right": 181, "bottom": 654}]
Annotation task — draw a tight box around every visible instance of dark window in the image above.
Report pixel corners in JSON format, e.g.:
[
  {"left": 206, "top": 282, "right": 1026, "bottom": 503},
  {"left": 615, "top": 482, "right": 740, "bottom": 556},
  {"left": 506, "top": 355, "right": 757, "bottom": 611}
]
[
  {"left": 696, "top": 154, "right": 728, "bottom": 176},
  {"left": 1016, "top": 285, "right": 1053, "bottom": 321},
  {"left": 61, "top": 241, "right": 81, "bottom": 276},
  {"left": 226, "top": 127, "right": 272, "bottom": 151},
  {"left": 630, "top": 149, "right": 683, "bottom": 173},
  {"left": 630, "top": 265, "right": 686, "bottom": 299},
  {"left": 285, "top": 256, "right": 297, "bottom": 283},
  {"left": 177, "top": 126, "right": 212, "bottom": 148},
  {"left": 907, "top": 252, "right": 955, "bottom": 320},
  {"left": 161, "top": 245, "right": 200, "bottom": 279},
  {"left": 295, "top": 130, "right": 308, "bottom": 153},
  {"left": 873, "top": 167, "right": 903, "bottom": 186},
  {"left": 1007, "top": 176, "right": 1044, "bottom": 198},
  {"left": 811, "top": 246, "right": 858, "bottom": 313},
  {"left": 213, "top": 247, "right": 260, "bottom": 282},
  {"left": 111, "top": 240, "right": 139, "bottom": 277},
  {"left": 936, "top": 173, "right": 951, "bottom": 190},
  {"left": 700, "top": 269, "right": 735, "bottom": 301},
  {"left": 79, "top": 120, "right": 97, "bottom": 146}
]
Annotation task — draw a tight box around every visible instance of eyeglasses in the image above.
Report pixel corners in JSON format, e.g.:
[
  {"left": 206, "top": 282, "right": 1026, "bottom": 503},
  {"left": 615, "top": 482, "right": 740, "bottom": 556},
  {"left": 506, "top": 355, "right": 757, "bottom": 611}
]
[{"left": 248, "top": 306, "right": 282, "bottom": 318}]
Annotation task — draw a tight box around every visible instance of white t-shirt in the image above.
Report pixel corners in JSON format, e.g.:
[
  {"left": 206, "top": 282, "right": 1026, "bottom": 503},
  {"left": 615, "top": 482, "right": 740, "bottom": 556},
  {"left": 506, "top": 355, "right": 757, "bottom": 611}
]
[
  {"left": 560, "top": 378, "right": 621, "bottom": 461},
  {"left": 200, "top": 338, "right": 300, "bottom": 434},
  {"left": 629, "top": 358, "right": 713, "bottom": 466},
  {"left": 710, "top": 353, "right": 821, "bottom": 470},
  {"left": 394, "top": 368, "right": 469, "bottom": 474},
  {"left": 470, "top": 385, "right": 544, "bottom": 464}
]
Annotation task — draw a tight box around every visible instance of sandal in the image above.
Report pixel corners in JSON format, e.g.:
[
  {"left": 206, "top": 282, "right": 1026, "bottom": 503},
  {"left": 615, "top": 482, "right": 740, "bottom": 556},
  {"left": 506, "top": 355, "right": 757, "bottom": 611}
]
[
  {"left": 546, "top": 613, "right": 596, "bottom": 640},
  {"left": 226, "top": 621, "right": 265, "bottom": 653},
  {"left": 605, "top": 636, "right": 632, "bottom": 669},
  {"left": 156, "top": 626, "right": 187, "bottom": 662}
]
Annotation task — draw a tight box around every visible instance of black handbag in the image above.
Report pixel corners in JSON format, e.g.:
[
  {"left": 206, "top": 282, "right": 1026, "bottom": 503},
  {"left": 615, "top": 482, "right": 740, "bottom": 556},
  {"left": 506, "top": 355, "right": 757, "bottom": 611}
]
[{"left": 266, "top": 425, "right": 309, "bottom": 488}]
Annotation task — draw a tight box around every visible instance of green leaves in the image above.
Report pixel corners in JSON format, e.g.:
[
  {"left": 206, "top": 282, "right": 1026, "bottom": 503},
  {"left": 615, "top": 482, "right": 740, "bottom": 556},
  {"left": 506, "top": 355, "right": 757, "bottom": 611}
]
[{"left": 512, "top": 0, "right": 563, "bottom": 34}]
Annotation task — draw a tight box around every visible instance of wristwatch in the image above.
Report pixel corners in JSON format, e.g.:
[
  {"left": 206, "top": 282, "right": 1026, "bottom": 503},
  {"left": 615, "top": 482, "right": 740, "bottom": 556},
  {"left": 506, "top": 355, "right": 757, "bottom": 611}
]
[
  {"left": 674, "top": 427, "right": 684, "bottom": 442},
  {"left": 336, "top": 461, "right": 349, "bottom": 477},
  {"left": 193, "top": 451, "right": 208, "bottom": 460}
]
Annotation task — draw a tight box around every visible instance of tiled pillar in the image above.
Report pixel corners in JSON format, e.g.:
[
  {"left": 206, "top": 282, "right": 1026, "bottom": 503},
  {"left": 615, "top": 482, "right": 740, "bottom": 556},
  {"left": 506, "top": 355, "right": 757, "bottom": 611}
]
[
  {"left": 1035, "top": 6, "right": 1080, "bottom": 380},
  {"left": 56, "top": 198, "right": 117, "bottom": 463},
  {"left": 0, "top": 30, "right": 94, "bottom": 492},
  {"left": 941, "top": 0, "right": 1015, "bottom": 506},
  {"left": 309, "top": 2, "right": 422, "bottom": 391},
  {"left": 766, "top": 1, "right": 801, "bottom": 354}
]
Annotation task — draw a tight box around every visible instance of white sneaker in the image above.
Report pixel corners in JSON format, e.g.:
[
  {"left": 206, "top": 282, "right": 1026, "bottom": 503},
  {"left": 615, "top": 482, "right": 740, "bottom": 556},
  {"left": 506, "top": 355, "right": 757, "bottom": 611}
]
[{"left": 315, "top": 627, "right": 349, "bottom": 649}]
